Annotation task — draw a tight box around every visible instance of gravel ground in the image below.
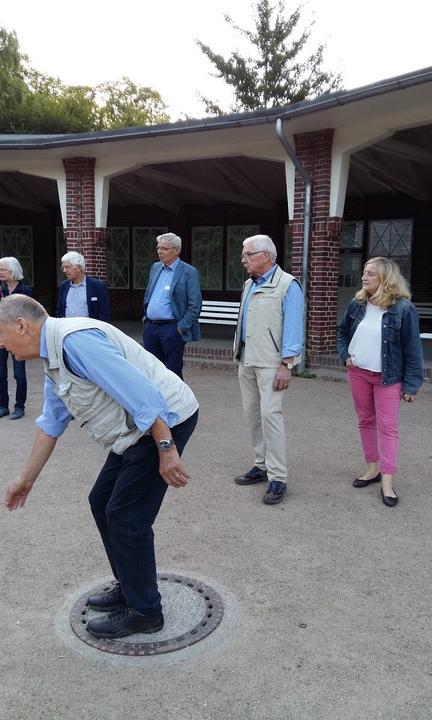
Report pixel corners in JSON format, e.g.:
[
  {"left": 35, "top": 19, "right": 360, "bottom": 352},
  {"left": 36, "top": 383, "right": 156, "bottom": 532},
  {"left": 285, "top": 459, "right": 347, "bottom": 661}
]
[{"left": 1, "top": 357, "right": 431, "bottom": 720}]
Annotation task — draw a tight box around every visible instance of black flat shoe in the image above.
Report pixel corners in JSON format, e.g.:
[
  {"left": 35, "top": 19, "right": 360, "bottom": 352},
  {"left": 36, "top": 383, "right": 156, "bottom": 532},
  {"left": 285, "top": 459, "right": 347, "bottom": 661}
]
[
  {"left": 352, "top": 472, "right": 381, "bottom": 488},
  {"left": 86, "top": 607, "right": 164, "bottom": 639},
  {"left": 381, "top": 488, "right": 398, "bottom": 507}
]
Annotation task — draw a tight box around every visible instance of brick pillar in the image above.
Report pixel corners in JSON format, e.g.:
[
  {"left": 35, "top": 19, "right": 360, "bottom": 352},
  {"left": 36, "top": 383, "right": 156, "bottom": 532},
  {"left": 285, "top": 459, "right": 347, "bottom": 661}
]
[
  {"left": 63, "top": 158, "right": 107, "bottom": 279},
  {"left": 290, "top": 130, "right": 343, "bottom": 363}
]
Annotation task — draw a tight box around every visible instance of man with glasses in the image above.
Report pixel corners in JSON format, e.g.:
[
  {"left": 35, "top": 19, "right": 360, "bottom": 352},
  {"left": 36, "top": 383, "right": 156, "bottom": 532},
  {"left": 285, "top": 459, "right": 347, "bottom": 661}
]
[
  {"left": 233, "top": 234, "right": 303, "bottom": 505},
  {"left": 143, "top": 233, "right": 202, "bottom": 379},
  {"left": 57, "top": 251, "right": 111, "bottom": 322}
]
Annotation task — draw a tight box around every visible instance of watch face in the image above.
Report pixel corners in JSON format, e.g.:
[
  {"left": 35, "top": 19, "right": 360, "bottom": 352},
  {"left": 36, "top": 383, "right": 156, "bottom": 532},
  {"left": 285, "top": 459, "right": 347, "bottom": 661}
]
[{"left": 159, "top": 439, "right": 174, "bottom": 451}]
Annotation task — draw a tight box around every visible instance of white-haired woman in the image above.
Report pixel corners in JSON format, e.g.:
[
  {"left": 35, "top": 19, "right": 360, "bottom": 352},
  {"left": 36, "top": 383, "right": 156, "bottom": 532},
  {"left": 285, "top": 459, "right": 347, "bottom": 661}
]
[
  {"left": 0, "top": 257, "right": 33, "bottom": 419},
  {"left": 337, "top": 257, "right": 424, "bottom": 507}
]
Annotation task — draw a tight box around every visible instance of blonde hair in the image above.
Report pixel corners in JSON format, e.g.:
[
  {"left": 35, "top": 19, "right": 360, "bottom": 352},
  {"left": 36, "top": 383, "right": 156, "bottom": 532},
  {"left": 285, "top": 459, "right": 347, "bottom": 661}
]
[{"left": 355, "top": 257, "right": 411, "bottom": 308}]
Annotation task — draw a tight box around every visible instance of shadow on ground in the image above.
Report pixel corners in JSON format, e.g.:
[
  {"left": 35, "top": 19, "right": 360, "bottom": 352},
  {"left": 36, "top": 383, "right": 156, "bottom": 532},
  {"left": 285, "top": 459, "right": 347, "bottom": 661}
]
[{"left": 0, "top": 359, "right": 431, "bottom": 720}]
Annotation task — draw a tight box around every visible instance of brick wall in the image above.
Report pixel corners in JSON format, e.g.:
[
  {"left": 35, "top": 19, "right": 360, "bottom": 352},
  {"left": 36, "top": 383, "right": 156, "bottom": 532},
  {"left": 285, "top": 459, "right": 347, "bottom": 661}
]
[
  {"left": 63, "top": 158, "right": 107, "bottom": 279},
  {"left": 291, "top": 130, "right": 343, "bottom": 357}
]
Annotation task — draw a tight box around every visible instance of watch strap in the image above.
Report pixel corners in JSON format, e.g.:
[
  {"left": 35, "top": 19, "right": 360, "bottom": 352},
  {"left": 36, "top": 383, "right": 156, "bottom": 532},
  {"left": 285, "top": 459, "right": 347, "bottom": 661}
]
[{"left": 281, "top": 359, "right": 294, "bottom": 370}]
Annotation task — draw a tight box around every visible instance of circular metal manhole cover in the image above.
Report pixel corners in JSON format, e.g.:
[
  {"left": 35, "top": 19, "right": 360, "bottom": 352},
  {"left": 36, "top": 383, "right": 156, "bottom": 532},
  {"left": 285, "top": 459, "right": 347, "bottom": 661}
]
[{"left": 70, "top": 573, "right": 223, "bottom": 655}]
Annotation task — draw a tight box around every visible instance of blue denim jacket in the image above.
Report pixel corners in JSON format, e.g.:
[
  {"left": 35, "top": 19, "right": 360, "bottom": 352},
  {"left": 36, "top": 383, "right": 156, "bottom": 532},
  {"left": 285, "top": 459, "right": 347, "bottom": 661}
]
[{"left": 337, "top": 298, "right": 424, "bottom": 395}]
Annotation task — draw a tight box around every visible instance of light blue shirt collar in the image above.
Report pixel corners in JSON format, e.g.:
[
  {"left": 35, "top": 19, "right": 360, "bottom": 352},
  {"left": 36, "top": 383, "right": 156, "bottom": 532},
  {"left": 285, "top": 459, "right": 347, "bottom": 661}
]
[{"left": 163, "top": 258, "right": 180, "bottom": 272}]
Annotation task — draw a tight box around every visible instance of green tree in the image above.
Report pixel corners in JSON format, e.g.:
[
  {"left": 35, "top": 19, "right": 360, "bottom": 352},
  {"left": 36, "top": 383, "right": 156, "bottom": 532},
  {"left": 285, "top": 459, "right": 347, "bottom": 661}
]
[
  {"left": 95, "top": 77, "right": 169, "bottom": 130},
  {"left": 22, "top": 70, "right": 97, "bottom": 133},
  {"left": 0, "top": 28, "right": 29, "bottom": 132},
  {"left": 196, "top": 0, "right": 342, "bottom": 114},
  {"left": 0, "top": 27, "right": 169, "bottom": 133}
]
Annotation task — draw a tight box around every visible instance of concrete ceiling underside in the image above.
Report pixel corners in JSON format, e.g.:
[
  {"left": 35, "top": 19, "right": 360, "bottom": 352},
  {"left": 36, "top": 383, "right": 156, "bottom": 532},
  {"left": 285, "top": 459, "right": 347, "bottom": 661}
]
[{"left": 0, "top": 123, "right": 431, "bottom": 216}]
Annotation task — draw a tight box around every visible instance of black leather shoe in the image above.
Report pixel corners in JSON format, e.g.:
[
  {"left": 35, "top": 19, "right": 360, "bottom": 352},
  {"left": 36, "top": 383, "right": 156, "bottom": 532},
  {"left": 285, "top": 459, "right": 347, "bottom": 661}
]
[
  {"left": 353, "top": 472, "right": 381, "bottom": 488},
  {"left": 234, "top": 466, "right": 268, "bottom": 485},
  {"left": 263, "top": 480, "right": 287, "bottom": 505},
  {"left": 87, "top": 582, "right": 126, "bottom": 611},
  {"left": 9, "top": 408, "right": 24, "bottom": 420},
  {"left": 381, "top": 488, "right": 398, "bottom": 507},
  {"left": 0, "top": 407, "right": 9, "bottom": 418},
  {"left": 86, "top": 607, "right": 164, "bottom": 639}
]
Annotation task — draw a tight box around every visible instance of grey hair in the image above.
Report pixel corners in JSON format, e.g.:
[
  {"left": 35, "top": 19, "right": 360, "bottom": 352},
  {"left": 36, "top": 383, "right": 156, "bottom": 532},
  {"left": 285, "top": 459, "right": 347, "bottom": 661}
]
[
  {"left": 156, "top": 232, "right": 182, "bottom": 251},
  {"left": 61, "top": 251, "right": 86, "bottom": 271},
  {"left": 243, "top": 234, "right": 277, "bottom": 263},
  {"left": 0, "top": 294, "right": 48, "bottom": 324},
  {"left": 0, "top": 256, "right": 24, "bottom": 281}
]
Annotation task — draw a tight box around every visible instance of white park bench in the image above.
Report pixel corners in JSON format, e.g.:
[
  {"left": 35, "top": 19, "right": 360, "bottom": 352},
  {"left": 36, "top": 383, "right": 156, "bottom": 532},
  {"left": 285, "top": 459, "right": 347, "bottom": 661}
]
[{"left": 198, "top": 300, "right": 241, "bottom": 326}]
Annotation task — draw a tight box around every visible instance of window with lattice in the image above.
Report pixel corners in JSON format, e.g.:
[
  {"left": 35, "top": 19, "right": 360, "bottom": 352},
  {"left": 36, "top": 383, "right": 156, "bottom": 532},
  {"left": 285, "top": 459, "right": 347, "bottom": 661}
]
[
  {"left": 226, "top": 225, "right": 259, "bottom": 289},
  {"left": 192, "top": 226, "right": 223, "bottom": 290},
  {"left": 107, "top": 228, "right": 129, "bottom": 288},
  {"left": 133, "top": 227, "right": 168, "bottom": 289},
  {"left": 368, "top": 219, "right": 413, "bottom": 280},
  {"left": 338, "top": 221, "right": 364, "bottom": 288}
]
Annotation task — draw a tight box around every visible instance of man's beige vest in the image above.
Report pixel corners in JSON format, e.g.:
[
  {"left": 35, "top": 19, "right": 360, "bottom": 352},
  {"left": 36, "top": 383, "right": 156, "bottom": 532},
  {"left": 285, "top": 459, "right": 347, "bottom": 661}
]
[
  {"left": 43, "top": 317, "right": 198, "bottom": 455},
  {"left": 233, "top": 265, "right": 301, "bottom": 368}
]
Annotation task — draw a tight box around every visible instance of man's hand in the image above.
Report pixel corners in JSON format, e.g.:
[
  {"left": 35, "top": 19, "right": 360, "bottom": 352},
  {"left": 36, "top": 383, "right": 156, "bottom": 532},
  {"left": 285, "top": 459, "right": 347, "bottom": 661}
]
[
  {"left": 4, "top": 429, "right": 57, "bottom": 511},
  {"left": 5, "top": 477, "right": 35, "bottom": 511},
  {"left": 346, "top": 357, "right": 353, "bottom": 368},
  {"left": 158, "top": 447, "right": 190, "bottom": 488},
  {"left": 273, "top": 365, "right": 292, "bottom": 391}
]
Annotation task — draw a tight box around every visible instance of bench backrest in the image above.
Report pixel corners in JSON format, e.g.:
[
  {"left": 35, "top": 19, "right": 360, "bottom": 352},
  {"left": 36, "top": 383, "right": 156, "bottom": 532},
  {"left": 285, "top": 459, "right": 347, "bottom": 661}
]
[
  {"left": 199, "top": 300, "right": 240, "bottom": 325},
  {"left": 415, "top": 303, "right": 432, "bottom": 318}
]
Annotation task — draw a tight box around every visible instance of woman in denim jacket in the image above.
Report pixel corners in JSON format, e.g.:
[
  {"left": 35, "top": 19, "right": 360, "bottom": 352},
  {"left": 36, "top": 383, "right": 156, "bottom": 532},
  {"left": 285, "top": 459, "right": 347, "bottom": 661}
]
[{"left": 337, "top": 257, "right": 423, "bottom": 507}]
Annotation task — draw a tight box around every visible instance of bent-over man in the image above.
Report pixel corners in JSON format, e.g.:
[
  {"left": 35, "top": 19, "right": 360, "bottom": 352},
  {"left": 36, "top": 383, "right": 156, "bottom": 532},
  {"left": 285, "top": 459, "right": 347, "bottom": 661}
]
[
  {"left": 233, "top": 235, "right": 303, "bottom": 505},
  {"left": 143, "top": 233, "right": 201, "bottom": 379},
  {"left": 2, "top": 295, "right": 198, "bottom": 639}
]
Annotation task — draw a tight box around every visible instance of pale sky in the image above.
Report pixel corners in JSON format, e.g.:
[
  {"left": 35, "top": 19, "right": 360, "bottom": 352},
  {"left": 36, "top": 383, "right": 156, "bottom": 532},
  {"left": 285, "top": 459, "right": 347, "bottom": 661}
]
[{"left": 2, "top": 0, "right": 432, "bottom": 120}]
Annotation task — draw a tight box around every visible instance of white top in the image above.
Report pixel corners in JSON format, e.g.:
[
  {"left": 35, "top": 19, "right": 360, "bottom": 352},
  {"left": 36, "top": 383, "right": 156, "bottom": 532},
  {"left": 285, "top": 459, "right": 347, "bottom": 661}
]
[{"left": 348, "top": 302, "right": 385, "bottom": 372}]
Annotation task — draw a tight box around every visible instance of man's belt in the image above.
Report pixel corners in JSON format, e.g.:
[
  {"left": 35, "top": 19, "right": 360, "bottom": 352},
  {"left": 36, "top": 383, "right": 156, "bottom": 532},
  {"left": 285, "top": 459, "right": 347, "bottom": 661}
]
[{"left": 145, "top": 319, "right": 176, "bottom": 325}]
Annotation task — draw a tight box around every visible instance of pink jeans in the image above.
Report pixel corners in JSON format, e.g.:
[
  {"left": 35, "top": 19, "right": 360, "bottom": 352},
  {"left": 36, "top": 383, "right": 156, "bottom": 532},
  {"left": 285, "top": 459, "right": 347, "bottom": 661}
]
[{"left": 348, "top": 366, "right": 402, "bottom": 475}]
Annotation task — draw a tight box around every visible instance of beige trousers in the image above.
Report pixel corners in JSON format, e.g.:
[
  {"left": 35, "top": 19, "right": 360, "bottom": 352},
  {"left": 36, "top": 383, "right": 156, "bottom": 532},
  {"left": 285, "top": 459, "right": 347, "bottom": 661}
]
[{"left": 238, "top": 361, "right": 287, "bottom": 482}]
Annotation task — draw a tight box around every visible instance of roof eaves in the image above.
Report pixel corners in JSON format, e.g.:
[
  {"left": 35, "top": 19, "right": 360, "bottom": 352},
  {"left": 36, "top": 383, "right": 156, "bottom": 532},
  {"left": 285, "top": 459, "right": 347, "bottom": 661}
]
[{"left": 0, "top": 65, "right": 431, "bottom": 151}]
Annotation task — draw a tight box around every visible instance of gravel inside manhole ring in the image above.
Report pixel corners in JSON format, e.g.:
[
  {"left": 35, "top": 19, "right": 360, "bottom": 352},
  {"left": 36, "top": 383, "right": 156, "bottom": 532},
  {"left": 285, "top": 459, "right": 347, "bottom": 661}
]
[{"left": 70, "top": 573, "right": 224, "bottom": 655}]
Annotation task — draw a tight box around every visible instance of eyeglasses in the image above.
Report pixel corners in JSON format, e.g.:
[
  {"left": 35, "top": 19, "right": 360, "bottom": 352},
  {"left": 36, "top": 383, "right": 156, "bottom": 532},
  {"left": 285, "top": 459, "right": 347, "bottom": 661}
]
[{"left": 241, "top": 251, "right": 265, "bottom": 260}]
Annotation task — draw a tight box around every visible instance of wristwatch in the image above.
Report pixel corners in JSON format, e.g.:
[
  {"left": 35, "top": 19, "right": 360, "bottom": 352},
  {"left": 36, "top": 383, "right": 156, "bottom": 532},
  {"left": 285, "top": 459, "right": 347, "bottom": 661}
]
[
  {"left": 158, "top": 439, "right": 176, "bottom": 452},
  {"left": 280, "top": 359, "right": 294, "bottom": 370}
]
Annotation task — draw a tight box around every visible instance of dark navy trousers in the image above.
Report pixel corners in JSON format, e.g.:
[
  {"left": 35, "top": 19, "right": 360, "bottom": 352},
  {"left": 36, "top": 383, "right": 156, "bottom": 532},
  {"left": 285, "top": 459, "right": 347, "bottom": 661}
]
[
  {"left": 88, "top": 410, "right": 198, "bottom": 615},
  {"left": 143, "top": 320, "right": 185, "bottom": 379},
  {"left": 0, "top": 348, "right": 27, "bottom": 411}
]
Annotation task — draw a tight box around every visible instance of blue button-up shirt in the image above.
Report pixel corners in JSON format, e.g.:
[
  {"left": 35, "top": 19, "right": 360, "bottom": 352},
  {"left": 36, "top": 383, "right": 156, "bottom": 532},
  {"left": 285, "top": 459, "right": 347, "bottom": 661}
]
[
  {"left": 37, "top": 323, "right": 178, "bottom": 438},
  {"left": 241, "top": 266, "right": 303, "bottom": 356},
  {"left": 65, "top": 278, "right": 89, "bottom": 317},
  {"left": 146, "top": 259, "right": 180, "bottom": 320}
]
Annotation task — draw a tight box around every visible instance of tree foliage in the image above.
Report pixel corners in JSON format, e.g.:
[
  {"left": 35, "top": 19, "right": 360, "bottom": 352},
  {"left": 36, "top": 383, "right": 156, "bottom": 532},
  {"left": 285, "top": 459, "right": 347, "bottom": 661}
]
[
  {"left": 0, "top": 28, "right": 169, "bottom": 133},
  {"left": 196, "top": 0, "right": 343, "bottom": 114},
  {"left": 95, "top": 78, "right": 169, "bottom": 130},
  {"left": 0, "top": 29, "right": 28, "bottom": 132}
]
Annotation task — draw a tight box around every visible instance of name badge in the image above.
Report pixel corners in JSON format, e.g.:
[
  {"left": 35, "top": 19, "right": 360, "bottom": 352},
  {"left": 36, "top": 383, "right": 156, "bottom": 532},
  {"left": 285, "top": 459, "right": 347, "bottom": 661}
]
[{"left": 91, "top": 296, "right": 98, "bottom": 301}]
